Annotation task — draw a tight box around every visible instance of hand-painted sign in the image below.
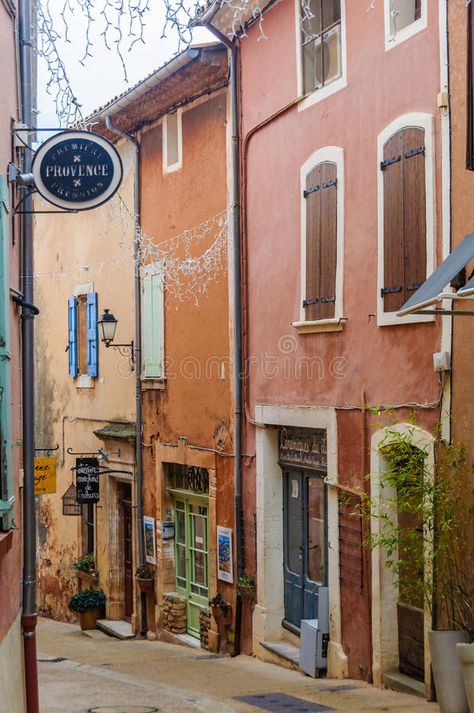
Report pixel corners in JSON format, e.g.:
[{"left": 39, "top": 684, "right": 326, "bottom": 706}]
[
  {"left": 32, "top": 130, "right": 123, "bottom": 211},
  {"left": 76, "top": 457, "right": 100, "bottom": 503},
  {"left": 279, "top": 427, "right": 327, "bottom": 471},
  {"left": 34, "top": 457, "right": 57, "bottom": 495}
]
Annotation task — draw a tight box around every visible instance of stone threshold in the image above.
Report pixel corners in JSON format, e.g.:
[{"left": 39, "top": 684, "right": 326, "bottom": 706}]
[
  {"left": 97, "top": 619, "right": 134, "bottom": 640},
  {"left": 260, "top": 639, "right": 300, "bottom": 667},
  {"left": 383, "top": 670, "right": 425, "bottom": 698}
]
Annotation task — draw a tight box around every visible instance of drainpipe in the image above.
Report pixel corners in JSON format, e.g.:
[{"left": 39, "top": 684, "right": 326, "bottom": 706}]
[
  {"left": 104, "top": 117, "right": 146, "bottom": 630},
  {"left": 198, "top": 25, "right": 243, "bottom": 654},
  {"left": 19, "top": 0, "right": 40, "bottom": 707}
]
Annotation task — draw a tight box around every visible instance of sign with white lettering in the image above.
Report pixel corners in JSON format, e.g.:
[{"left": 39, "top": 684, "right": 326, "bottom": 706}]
[
  {"left": 76, "top": 457, "right": 100, "bottom": 503},
  {"left": 279, "top": 427, "right": 327, "bottom": 471},
  {"left": 32, "top": 130, "right": 123, "bottom": 211}
]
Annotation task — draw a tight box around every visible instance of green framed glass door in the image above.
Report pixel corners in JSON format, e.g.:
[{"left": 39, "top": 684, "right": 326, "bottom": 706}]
[{"left": 174, "top": 496, "right": 209, "bottom": 637}]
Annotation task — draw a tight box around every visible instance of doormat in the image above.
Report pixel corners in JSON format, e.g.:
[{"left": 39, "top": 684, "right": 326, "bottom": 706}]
[{"left": 233, "top": 693, "right": 334, "bottom": 712}]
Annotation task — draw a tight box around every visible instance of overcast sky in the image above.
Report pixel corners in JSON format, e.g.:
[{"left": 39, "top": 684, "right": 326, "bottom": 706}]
[{"left": 37, "top": 1, "right": 214, "bottom": 128}]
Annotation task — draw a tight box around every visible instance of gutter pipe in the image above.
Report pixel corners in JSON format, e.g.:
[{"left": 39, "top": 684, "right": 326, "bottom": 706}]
[
  {"left": 104, "top": 116, "right": 146, "bottom": 628},
  {"left": 198, "top": 21, "right": 243, "bottom": 654},
  {"left": 19, "top": 0, "right": 40, "bottom": 707}
]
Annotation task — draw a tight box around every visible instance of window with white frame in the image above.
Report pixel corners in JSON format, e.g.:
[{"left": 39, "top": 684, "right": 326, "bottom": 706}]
[
  {"left": 385, "top": 0, "right": 427, "bottom": 48},
  {"left": 294, "top": 147, "right": 344, "bottom": 330},
  {"left": 377, "top": 114, "right": 435, "bottom": 326},
  {"left": 300, "top": 0, "right": 342, "bottom": 96},
  {"left": 142, "top": 269, "right": 164, "bottom": 379},
  {"left": 68, "top": 290, "right": 98, "bottom": 378},
  {"left": 163, "top": 110, "right": 182, "bottom": 173}
]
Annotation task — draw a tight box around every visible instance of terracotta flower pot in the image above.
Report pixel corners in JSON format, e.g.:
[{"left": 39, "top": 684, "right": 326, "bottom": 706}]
[
  {"left": 136, "top": 577, "right": 154, "bottom": 592},
  {"left": 79, "top": 607, "right": 100, "bottom": 631},
  {"left": 238, "top": 584, "right": 256, "bottom": 601}
]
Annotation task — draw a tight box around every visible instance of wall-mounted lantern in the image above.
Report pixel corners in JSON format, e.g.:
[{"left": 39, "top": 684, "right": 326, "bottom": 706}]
[{"left": 97, "top": 308, "right": 135, "bottom": 371}]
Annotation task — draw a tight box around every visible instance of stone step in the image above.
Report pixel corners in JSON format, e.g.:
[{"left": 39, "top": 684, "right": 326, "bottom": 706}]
[
  {"left": 383, "top": 670, "right": 425, "bottom": 698},
  {"left": 260, "top": 639, "right": 300, "bottom": 666},
  {"left": 97, "top": 619, "right": 134, "bottom": 640}
]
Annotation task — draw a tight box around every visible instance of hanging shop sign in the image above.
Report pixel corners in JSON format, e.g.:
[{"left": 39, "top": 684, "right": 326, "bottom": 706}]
[
  {"left": 34, "top": 457, "right": 57, "bottom": 495},
  {"left": 279, "top": 427, "right": 327, "bottom": 471},
  {"left": 32, "top": 130, "right": 123, "bottom": 211},
  {"left": 76, "top": 457, "right": 100, "bottom": 503}
]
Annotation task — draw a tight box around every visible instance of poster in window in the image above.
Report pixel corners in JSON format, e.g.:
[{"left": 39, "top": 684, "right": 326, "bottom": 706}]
[
  {"left": 143, "top": 516, "right": 156, "bottom": 565},
  {"left": 217, "top": 526, "right": 233, "bottom": 583}
]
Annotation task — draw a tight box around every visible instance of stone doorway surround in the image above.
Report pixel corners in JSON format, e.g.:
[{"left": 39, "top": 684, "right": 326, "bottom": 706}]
[
  {"left": 253, "top": 403, "right": 348, "bottom": 678},
  {"left": 370, "top": 423, "right": 435, "bottom": 698},
  {"left": 153, "top": 440, "right": 217, "bottom": 638}
]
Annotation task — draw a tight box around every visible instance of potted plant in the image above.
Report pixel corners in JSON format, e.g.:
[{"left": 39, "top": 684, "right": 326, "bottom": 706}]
[
  {"left": 68, "top": 588, "right": 106, "bottom": 630},
  {"left": 356, "top": 429, "right": 474, "bottom": 712},
  {"left": 135, "top": 565, "right": 155, "bottom": 591},
  {"left": 237, "top": 573, "right": 256, "bottom": 601},
  {"left": 72, "top": 553, "right": 99, "bottom": 586}
]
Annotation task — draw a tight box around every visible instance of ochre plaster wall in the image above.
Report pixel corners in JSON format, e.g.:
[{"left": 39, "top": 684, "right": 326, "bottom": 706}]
[{"left": 34, "top": 139, "right": 136, "bottom": 621}]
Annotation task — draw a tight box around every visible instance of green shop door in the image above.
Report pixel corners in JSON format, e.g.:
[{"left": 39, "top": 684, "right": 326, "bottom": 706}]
[{"left": 174, "top": 497, "right": 209, "bottom": 637}]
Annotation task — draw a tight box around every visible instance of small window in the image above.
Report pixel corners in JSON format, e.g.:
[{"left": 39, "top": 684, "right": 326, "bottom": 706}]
[
  {"left": 301, "top": 0, "right": 342, "bottom": 96},
  {"left": 163, "top": 110, "right": 182, "bottom": 173},
  {"left": 68, "top": 291, "right": 98, "bottom": 378},
  {"left": 385, "top": 0, "right": 426, "bottom": 49},
  {"left": 142, "top": 271, "right": 164, "bottom": 379}
]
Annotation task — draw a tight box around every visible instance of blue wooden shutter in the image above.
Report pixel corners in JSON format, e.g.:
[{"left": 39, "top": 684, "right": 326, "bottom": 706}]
[
  {"left": 143, "top": 273, "right": 164, "bottom": 378},
  {"left": 87, "top": 292, "right": 98, "bottom": 377},
  {"left": 68, "top": 296, "right": 78, "bottom": 377}
]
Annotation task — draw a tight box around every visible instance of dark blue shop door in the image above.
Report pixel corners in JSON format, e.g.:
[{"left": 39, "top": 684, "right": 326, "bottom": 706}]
[{"left": 283, "top": 470, "right": 327, "bottom": 630}]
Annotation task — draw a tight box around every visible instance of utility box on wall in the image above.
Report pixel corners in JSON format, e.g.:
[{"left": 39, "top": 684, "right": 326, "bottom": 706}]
[{"left": 299, "top": 587, "right": 329, "bottom": 678}]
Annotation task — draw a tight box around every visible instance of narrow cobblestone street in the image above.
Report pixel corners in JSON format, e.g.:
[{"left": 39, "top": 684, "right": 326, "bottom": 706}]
[{"left": 38, "top": 619, "right": 440, "bottom": 713}]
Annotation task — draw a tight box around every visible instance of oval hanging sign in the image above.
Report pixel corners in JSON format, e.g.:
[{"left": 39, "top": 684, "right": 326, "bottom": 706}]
[{"left": 32, "top": 130, "right": 123, "bottom": 211}]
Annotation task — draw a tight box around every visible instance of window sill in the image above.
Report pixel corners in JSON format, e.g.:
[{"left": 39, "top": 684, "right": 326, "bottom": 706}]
[
  {"left": 298, "top": 75, "right": 347, "bottom": 113},
  {"left": 292, "top": 319, "right": 346, "bottom": 334},
  {"left": 141, "top": 378, "right": 166, "bottom": 391},
  {"left": 0, "top": 530, "right": 14, "bottom": 558},
  {"left": 75, "top": 375, "right": 94, "bottom": 389},
  {"left": 385, "top": 17, "right": 427, "bottom": 52}
]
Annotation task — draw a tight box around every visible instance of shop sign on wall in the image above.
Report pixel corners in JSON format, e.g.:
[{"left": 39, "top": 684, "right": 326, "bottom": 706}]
[
  {"left": 34, "top": 457, "right": 57, "bottom": 495},
  {"left": 75, "top": 457, "right": 100, "bottom": 503},
  {"left": 217, "top": 526, "right": 233, "bottom": 583},
  {"left": 278, "top": 427, "right": 327, "bottom": 471},
  {"left": 143, "top": 516, "right": 157, "bottom": 565},
  {"left": 32, "top": 130, "right": 123, "bottom": 211}
]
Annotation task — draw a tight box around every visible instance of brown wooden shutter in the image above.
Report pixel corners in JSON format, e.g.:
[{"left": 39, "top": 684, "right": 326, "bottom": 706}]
[
  {"left": 304, "top": 161, "right": 337, "bottom": 321},
  {"left": 403, "top": 127, "right": 426, "bottom": 305},
  {"left": 305, "top": 164, "right": 322, "bottom": 321},
  {"left": 467, "top": 2, "right": 474, "bottom": 170},
  {"left": 319, "top": 162, "right": 337, "bottom": 319},
  {"left": 382, "top": 130, "right": 404, "bottom": 312},
  {"left": 382, "top": 127, "right": 426, "bottom": 312}
]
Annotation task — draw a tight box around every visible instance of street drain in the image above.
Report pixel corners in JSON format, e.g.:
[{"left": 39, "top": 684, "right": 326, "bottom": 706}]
[
  {"left": 38, "top": 657, "right": 67, "bottom": 663},
  {"left": 88, "top": 708, "right": 159, "bottom": 713},
  {"left": 233, "top": 693, "right": 334, "bottom": 712}
]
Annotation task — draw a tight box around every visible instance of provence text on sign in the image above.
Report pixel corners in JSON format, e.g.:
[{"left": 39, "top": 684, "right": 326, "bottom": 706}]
[
  {"left": 32, "top": 130, "right": 123, "bottom": 211},
  {"left": 76, "top": 457, "right": 100, "bottom": 504}
]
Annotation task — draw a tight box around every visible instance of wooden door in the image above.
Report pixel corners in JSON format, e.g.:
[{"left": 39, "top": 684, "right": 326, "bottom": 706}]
[{"left": 120, "top": 485, "right": 133, "bottom": 622}]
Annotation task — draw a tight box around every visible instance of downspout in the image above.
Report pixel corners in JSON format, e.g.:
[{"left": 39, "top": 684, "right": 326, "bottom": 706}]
[
  {"left": 19, "top": 0, "right": 40, "bottom": 707},
  {"left": 199, "top": 25, "right": 244, "bottom": 654},
  {"left": 104, "top": 116, "right": 146, "bottom": 629}
]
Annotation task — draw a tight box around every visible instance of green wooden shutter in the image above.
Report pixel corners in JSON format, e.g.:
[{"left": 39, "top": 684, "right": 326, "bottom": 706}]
[
  {"left": 143, "top": 272, "right": 164, "bottom": 378},
  {"left": 0, "top": 177, "right": 14, "bottom": 530}
]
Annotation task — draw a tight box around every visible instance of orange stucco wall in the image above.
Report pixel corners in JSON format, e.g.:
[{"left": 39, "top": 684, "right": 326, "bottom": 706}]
[
  {"left": 449, "top": 0, "right": 474, "bottom": 455},
  {"left": 239, "top": 0, "right": 443, "bottom": 678},
  {"left": 139, "top": 89, "right": 235, "bottom": 609}
]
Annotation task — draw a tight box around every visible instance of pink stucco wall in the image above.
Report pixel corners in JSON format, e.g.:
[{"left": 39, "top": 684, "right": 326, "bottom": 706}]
[{"left": 239, "top": 0, "right": 443, "bottom": 677}]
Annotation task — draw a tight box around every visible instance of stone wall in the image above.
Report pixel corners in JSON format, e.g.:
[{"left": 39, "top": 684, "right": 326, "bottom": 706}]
[
  {"left": 162, "top": 593, "right": 187, "bottom": 634},
  {"left": 199, "top": 607, "right": 211, "bottom": 650}
]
